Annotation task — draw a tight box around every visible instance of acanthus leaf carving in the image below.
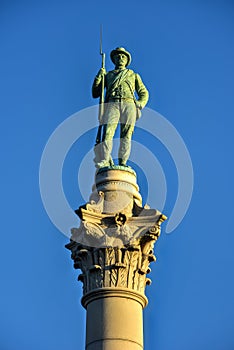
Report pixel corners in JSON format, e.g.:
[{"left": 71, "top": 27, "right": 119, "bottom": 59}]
[{"left": 66, "top": 227, "right": 162, "bottom": 295}]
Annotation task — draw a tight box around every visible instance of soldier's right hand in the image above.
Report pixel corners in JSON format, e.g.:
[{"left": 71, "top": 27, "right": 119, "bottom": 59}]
[{"left": 97, "top": 68, "right": 106, "bottom": 77}]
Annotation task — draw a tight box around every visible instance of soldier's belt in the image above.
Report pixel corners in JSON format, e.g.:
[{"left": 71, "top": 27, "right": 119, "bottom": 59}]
[{"left": 107, "top": 98, "right": 134, "bottom": 103}]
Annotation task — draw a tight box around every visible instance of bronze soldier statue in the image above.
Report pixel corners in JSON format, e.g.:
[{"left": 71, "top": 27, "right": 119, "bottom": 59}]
[{"left": 92, "top": 47, "right": 149, "bottom": 168}]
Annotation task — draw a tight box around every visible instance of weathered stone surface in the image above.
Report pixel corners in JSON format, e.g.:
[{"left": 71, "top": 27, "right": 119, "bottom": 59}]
[
  {"left": 84, "top": 288, "right": 146, "bottom": 350},
  {"left": 66, "top": 168, "right": 166, "bottom": 297},
  {"left": 91, "top": 166, "right": 142, "bottom": 214},
  {"left": 66, "top": 167, "right": 166, "bottom": 350},
  {"left": 71, "top": 197, "right": 164, "bottom": 248},
  {"left": 66, "top": 220, "right": 164, "bottom": 296}
]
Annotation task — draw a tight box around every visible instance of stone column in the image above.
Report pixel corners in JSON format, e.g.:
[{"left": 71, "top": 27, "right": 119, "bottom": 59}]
[
  {"left": 83, "top": 288, "right": 146, "bottom": 350},
  {"left": 66, "top": 166, "right": 166, "bottom": 350}
]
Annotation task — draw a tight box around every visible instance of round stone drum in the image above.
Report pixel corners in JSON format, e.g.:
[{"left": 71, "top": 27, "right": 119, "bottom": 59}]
[{"left": 91, "top": 166, "right": 142, "bottom": 215}]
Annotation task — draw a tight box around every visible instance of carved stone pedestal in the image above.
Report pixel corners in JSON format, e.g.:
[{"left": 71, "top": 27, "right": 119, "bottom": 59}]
[{"left": 66, "top": 167, "right": 166, "bottom": 350}]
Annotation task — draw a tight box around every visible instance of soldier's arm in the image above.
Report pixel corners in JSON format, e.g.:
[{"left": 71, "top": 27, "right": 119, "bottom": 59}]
[
  {"left": 135, "top": 73, "right": 149, "bottom": 109},
  {"left": 92, "top": 68, "right": 106, "bottom": 98}
]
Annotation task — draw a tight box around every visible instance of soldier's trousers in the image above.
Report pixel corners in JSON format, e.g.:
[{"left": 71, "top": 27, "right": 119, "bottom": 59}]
[{"left": 102, "top": 101, "right": 136, "bottom": 165}]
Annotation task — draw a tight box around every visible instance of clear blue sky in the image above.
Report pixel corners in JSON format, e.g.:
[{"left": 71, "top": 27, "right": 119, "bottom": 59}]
[{"left": 1, "top": 1, "right": 234, "bottom": 349}]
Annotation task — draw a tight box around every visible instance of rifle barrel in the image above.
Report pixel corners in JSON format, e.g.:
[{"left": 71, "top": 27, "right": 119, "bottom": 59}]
[{"left": 100, "top": 24, "right": 103, "bottom": 54}]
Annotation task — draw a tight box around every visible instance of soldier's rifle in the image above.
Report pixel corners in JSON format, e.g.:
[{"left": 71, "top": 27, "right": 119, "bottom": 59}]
[{"left": 95, "top": 26, "right": 105, "bottom": 145}]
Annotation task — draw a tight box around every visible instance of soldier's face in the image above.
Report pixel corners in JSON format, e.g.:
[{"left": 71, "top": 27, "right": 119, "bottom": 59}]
[{"left": 113, "top": 53, "right": 128, "bottom": 67}]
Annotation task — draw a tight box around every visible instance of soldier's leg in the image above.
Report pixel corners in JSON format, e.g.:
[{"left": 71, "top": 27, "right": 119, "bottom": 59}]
[
  {"left": 118, "top": 102, "right": 136, "bottom": 165},
  {"left": 100, "top": 102, "right": 120, "bottom": 167}
]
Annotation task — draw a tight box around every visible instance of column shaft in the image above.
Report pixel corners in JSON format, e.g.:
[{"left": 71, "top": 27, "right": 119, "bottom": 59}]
[{"left": 84, "top": 289, "right": 146, "bottom": 350}]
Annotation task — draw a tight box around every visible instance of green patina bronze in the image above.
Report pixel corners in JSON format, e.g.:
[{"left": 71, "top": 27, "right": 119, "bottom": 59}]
[
  {"left": 96, "top": 164, "right": 137, "bottom": 177},
  {"left": 92, "top": 47, "right": 149, "bottom": 169}
]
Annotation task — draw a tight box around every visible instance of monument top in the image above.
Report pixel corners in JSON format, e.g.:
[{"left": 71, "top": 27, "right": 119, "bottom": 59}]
[{"left": 92, "top": 46, "right": 149, "bottom": 169}]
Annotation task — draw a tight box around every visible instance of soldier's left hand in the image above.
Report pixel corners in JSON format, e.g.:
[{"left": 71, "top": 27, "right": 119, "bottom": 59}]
[{"left": 135, "top": 101, "right": 142, "bottom": 110}]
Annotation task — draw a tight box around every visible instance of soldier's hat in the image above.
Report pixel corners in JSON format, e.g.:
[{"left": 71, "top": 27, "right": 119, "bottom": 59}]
[{"left": 110, "top": 47, "right": 131, "bottom": 66}]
